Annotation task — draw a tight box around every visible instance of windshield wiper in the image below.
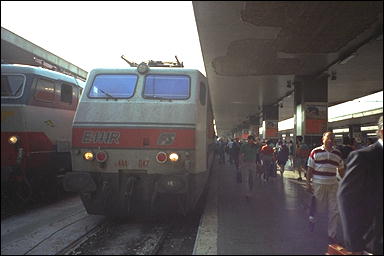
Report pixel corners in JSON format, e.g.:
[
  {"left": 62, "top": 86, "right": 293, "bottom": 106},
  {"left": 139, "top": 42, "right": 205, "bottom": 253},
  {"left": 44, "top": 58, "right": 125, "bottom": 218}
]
[
  {"left": 13, "top": 84, "right": 23, "bottom": 96},
  {"left": 98, "top": 88, "right": 116, "bottom": 99}
]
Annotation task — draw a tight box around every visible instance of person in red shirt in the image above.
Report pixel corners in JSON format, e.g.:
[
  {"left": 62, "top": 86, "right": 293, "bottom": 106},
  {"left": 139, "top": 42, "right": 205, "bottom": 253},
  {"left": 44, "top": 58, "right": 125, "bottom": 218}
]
[{"left": 260, "top": 140, "right": 276, "bottom": 182}]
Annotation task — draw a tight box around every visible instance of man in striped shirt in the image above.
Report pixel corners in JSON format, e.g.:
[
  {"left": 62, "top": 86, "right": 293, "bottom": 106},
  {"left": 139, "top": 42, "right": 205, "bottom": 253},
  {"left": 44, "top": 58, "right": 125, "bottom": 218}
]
[{"left": 306, "top": 131, "right": 345, "bottom": 244}]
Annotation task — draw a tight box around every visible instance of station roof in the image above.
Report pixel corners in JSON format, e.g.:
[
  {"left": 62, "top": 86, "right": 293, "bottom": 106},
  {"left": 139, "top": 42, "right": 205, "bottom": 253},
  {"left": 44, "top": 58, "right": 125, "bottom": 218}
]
[
  {"left": 1, "top": 27, "right": 88, "bottom": 81},
  {"left": 193, "top": 1, "right": 383, "bottom": 136}
]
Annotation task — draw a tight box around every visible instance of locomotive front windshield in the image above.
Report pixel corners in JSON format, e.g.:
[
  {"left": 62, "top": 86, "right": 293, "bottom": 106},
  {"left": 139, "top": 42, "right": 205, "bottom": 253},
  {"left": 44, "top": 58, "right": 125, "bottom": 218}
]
[
  {"left": 89, "top": 74, "right": 138, "bottom": 98},
  {"left": 143, "top": 75, "right": 190, "bottom": 100},
  {"left": 1, "top": 74, "right": 25, "bottom": 98}
]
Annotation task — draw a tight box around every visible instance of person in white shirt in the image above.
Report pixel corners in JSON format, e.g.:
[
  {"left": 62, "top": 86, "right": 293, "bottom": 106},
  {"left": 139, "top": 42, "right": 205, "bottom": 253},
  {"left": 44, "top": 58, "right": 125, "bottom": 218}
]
[{"left": 306, "top": 131, "right": 344, "bottom": 244}]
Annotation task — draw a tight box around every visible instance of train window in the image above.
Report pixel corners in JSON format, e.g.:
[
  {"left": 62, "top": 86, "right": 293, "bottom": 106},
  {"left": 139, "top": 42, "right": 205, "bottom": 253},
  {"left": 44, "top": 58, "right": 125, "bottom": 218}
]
[
  {"left": 1, "top": 74, "right": 25, "bottom": 98},
  {"left": 34, "top": 78, "right": 55, "bottom": 102},
  {"left": 200, "top": 82, "right": 206, "bottom": 105},
  {"left": 61, "top": 84, "right": 73, "bottom": 104},
  {"left": 89, "top": 74, "right": 138, "bottom": 99},
  {"left": 143, "top": 75, "right": 190, "bottom": 100}
]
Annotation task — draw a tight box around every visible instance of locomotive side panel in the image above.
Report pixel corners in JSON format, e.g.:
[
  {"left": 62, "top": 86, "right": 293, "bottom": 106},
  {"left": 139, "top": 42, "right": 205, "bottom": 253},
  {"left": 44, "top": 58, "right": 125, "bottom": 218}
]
[
  {"left": 23, "top": 74, "right": 80, "bottom": 170},
  {"left": 188, "top": 74, "right": 213, "bottom": 209},
  {"left": 195, "top": 76, "right": 208, "bottom": 174}
]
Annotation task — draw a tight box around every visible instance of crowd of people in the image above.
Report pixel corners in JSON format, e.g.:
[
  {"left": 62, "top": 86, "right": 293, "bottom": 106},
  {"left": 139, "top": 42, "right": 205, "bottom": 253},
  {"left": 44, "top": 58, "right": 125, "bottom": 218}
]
[
  {"left": 214, "top": 131, "right": 379, "bottom": 185},
  {"left": 213, "top": 115, "right": 382, "bottom": 255},
  {"left": 214, "top": 135, "right": 315, "bottom": 183}
]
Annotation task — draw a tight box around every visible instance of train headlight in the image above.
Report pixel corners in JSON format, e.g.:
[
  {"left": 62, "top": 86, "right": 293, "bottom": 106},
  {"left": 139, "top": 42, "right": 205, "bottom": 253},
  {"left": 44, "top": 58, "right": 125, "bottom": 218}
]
[
  {"left": 169, "top": 152, "right": 179, "bottom": 162},
  {"left": 83, "top": 152, "right": 94, "bottom": 161},
  {"left": 8, "top": 136, "right": 19, "bottom": 144},
  {"left": 156, "top": 152, "right": 168, "bottom": 163}
]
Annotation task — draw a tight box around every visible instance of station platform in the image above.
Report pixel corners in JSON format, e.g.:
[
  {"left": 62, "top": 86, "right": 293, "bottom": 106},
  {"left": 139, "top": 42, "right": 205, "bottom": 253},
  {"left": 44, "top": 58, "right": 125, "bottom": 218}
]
[{"left": 194, "top": 160, "right": 333, "bottom": 255}]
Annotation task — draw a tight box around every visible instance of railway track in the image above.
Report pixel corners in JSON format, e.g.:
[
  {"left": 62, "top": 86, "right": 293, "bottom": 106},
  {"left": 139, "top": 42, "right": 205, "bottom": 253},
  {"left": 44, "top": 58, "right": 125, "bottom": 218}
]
[
  {"left": 59, "top": 170, "right": 209, "bottom": 255},
  {"left": 2, "top": 167, "right": 210, "bottom": 256},
  {"left": 59, "top": 214, "right": 200, "bottom": 255}
]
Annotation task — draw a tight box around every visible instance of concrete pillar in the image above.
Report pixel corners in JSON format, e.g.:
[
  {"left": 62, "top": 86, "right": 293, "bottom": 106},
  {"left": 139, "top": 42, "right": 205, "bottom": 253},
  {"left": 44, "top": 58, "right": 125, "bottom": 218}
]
[
  {"left": 260, "top": 105, "right": 279, "bottom": 143},
  {"left": 293, "top": 75, "right": 328, "bottom": 147}
]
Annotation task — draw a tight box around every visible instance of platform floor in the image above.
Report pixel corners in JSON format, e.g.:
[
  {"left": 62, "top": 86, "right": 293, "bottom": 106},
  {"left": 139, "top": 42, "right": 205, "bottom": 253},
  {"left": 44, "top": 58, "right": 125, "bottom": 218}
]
[{"left": 194, "top": 159, "right": 333, "bottom": 255}]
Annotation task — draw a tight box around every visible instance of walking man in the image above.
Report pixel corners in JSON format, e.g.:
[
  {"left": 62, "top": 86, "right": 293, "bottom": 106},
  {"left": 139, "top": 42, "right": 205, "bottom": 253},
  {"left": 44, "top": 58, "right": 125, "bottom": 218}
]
[
  {"left": 260, "top": 140, "right": 275, "bottom": 182},
  {"left": 296, "top": 136, "right": 310, "bottom": 181},
  {"left": 218, "top": 138, "right": 226, "bottom": 164},
  {"left": 276, "top": 140, "right": 289, "bottom": 176},
  {"left": 231, "top": 138, "right": 241, "bottom": 171},
  {"left": 239, "top": 135, "right": 259, "bottom": 199},
  {"left": 306, "top": 131, "right": 344, "bottom": 244}
]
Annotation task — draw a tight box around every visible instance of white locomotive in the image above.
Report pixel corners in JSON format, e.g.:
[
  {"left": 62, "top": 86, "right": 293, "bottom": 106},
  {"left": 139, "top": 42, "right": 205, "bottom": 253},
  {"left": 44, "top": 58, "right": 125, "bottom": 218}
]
[
  {"left": 1, "top": 64, "right": 83, "bottom": 202},
  {"left": 63, "top": 60, "right": 215, "bottom": 216}
]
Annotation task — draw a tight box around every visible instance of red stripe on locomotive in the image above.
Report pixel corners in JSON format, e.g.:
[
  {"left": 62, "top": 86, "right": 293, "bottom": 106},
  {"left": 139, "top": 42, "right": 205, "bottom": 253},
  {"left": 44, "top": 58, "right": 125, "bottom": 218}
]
[
  {"left": 72, "top": 127, "right": 195, "bottom": 149},
  {"left": 1, "top": 132, "right": 54, "bottom": 168}
]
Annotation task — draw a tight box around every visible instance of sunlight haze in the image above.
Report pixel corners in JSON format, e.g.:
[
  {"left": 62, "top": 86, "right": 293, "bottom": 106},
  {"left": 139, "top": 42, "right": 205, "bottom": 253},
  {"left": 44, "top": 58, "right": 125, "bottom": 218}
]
[{"left": 1, "top": 1, "right": 206, "bottom": 75}]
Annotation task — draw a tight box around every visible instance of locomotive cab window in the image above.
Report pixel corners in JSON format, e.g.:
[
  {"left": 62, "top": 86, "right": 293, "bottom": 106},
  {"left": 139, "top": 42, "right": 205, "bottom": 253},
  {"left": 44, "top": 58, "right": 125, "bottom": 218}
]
[
  {"left": 89, "top": 74, "right": 138, "bottom": 99},
  {"left": 1, "top": 74, "right": 25, "bottom": 98},
  {"left": 34, "top": 78, "right": 55, "bottom": 102},
  {"left": 143, "top": 75, "right": 190, "bottom": 100},
  {"left": 200, "top": 82, "right": 206, "bottom": 105},
  {"left": 61, "top": 83, "right": 73, "bottom": 104}
]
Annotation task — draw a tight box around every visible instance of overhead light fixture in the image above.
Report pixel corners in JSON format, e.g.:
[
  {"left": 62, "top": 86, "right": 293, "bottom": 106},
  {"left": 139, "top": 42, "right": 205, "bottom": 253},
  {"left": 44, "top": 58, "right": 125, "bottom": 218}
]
[{"left": 339, "top": 52, "right": 357, "bottom": 65}]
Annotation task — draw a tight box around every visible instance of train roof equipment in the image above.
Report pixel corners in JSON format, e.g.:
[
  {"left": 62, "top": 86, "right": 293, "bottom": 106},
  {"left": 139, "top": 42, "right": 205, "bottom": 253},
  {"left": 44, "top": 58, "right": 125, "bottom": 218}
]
[{"left": 121, "top": 55, "right": 184, "bottom": 70}]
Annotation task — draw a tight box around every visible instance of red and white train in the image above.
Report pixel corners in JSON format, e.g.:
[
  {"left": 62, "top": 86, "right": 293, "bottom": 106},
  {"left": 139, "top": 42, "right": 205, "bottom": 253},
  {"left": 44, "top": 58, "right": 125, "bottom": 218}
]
[
  {"left": 63, "top": 61, "right": 215, "bottom": 216},
  {"left": 1, "top": 64, "right": 83, "bottom": 202}
]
